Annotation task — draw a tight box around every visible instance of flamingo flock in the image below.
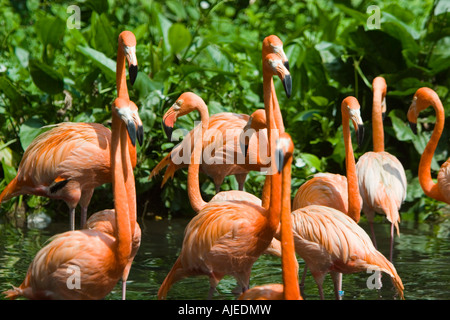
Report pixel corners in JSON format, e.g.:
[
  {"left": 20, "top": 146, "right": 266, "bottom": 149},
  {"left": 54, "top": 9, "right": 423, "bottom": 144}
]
[{"left": 1, "top": 30, "right": 448, "bottom": 301}]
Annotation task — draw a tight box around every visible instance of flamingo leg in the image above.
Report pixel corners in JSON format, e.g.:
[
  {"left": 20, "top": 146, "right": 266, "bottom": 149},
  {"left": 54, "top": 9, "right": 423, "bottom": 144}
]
[
  {"left": 80, "top": 206, "right": 88, "bottom": 229},
  {"left": 69, "top": 207, "right": 76, "bottom": 231},
  {"left": 122, "top": 280, "right": 127, "bottom": 300},
  {"left": 389, "top": 223, "right": 394, "bottom": 262},
  {"left": 369, "top": 221, "right": 378, "bottom": 248},
  {"left": 331, "top": 271, "right": 343, "bottom": 300},
  {"left": 299, "top": 265, "right": 308, "bottom": 297}
]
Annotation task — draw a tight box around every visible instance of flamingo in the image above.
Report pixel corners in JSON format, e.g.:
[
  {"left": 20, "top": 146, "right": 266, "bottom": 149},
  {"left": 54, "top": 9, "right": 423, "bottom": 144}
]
[
  {"left": 239, "top": 133, "right": 302, "bottom": 300},
  {"left": 149, "top": 35, "right": 290, "bottom": 194},
  {"left": 0, "top": 31, "right": 141, "bottom": 230},
  {"left": 286, "top": 98, "right": 405, "bottom": 300},
  {"left": 356, "top": 77, "right": 407, "bottom": 261},
  {"left": 156, "top": 92, "right": 284, "bottom": 299},
  {"left": 2, "top": 95, "right": 144, "bottom": 300},
  {"left": 407, "top": 87, "right": 450, "bottom": 204},
  {"left": 292, "top": 96, "right": 364, "bottom": 223},
  {"left": 159, "top": 54, "right": 291, "bottom": 213}
]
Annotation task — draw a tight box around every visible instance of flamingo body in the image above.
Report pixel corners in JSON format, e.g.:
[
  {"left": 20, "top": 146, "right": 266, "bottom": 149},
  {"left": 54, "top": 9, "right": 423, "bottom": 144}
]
[
  {"left": 356, "top": 151, "right": 407, "bottom": 233},
  {"left": 289, "top": 205, "right": 404, "bottom": 299}
]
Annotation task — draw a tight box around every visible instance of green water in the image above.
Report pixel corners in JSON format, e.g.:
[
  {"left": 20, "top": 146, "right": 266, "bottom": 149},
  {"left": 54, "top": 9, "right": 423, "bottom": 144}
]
[{"left": 1, "top": 211, "right": 449, "bottom": 300}]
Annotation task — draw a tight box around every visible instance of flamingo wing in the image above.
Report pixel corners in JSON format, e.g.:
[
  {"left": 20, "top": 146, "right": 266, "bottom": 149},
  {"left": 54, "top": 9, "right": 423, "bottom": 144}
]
[
  {"left": 437, "top": 159, "right": 450, "bottom": 204},
  {"left": 356, "top": 151, "right": 407, "bottom": 230}
]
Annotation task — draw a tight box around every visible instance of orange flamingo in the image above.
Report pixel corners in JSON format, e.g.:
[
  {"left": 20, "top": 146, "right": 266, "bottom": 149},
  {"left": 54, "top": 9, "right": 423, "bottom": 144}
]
[
  {"left": 156, "top": 92, "right": 283, "bottom": 299},
  {"left": 2, "top": 95, "right": 143, "bottom": 300},
  {"left": 292, "top": 97, "right": 364, "bottom": 223},
  {"left": 356, "top": 77, "right": 407, "bottom": 261},
  {"left": 0, "top": 31, "right": 140, "bottom": 230},
  {"left": 149, "top": 35, "right": 290, "bottom": 194},
  {"left": 159, "top": 54, "right": 291, "bottom": 212},
  {"left": 407, "top": 87, "right": 450, "bottom": 204},
  {"left": 239, "top": 133, "right": 302, "bottom": 300},
  {"left": 286, "top": 97, "right": 404, "bottom": 300}
]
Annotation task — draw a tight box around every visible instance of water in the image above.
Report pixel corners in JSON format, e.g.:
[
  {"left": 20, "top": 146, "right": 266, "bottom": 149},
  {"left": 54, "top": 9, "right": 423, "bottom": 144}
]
[{"left": 1, "top": 210, "right": 449, "bottom": 300}]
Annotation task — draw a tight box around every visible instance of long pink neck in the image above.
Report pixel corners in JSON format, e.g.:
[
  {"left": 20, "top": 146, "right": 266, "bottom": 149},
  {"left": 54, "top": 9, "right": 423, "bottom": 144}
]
[
  {"left": 116, "top": 44, "right": 129, "bottom": 101},
  {"left": 111, "top": 115, "right": 133, "bottom": 268},
  {"left": 261, "top": 72, "right": 278, "bottom": 209},
  {"left": 280, "top": 155, "right": 301, "bottom": 299},
  {"left": 188, "top": 105, "right": 210, "bottom": 212},
  {"left": 418, "top": 97, "right": 446, "bottom": 202},
  {"left": 372, "top": 86, "right": 385, "bottom": 152},
  {"left": 342, "top": 114, "right": 361, "bottom": 222}
]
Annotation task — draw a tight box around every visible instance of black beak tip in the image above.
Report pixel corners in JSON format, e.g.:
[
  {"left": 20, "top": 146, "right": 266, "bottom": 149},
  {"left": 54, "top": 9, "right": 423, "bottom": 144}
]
[
  {"left": 284, "top": 61, "right": 290, "bottom": 72},
  {"left": 129, "top": 65, "right": 138, "bottom": 86},
  {"left": 275, "top": 149, "right": 284, "bottom": 174},
  {"left": 163, "top": 120, "right": 174, "bottom": 141},
  {"left": 381, "top": 112, "right": 386, "bottom": 121},
  {"left": 283, "top": 74, "right": 292, "bottom": 99},
  {"left": 409, "top": 121, "right": 417, "bottom": 134},
  {"left": 137, "top": 125, "right": 144, "bottom": 146},
  {"left": 357, "top": 124, "right": 365, "bottom": 149},
  {"left": 126, "top": 121, "right": 137, "bottom": 147}
]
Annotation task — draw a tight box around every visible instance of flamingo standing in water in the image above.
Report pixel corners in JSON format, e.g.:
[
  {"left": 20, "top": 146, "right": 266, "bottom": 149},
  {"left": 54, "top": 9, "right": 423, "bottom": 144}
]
[
  {"left": 356, "top": 77, "right": 407, "bottom": 261},
  {"left": 2, "top": 93, "right": 144, "bottom": 300},
  {"left": 407, "top": 87, "right": 450, "bottom": 204},
  {"left": 149, "top": 35, "right": 290, "bottom": 194},
  {"left": 239, "top": 133, "right": 302, "bottom": 300},
  {"left": 156, "top": 92, "right": 285, "bottom": 299},
  {"left": 0, "top": 31, "right": 141, "bottom": 230},
  {"left": 287, "top": 98, "right": 405, "bottom": 300}
]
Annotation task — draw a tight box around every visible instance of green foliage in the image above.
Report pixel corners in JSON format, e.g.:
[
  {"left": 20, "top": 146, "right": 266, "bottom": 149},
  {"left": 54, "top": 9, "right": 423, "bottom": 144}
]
[{"left": 0, "top": 0, "right": 449, "bottom": 220}]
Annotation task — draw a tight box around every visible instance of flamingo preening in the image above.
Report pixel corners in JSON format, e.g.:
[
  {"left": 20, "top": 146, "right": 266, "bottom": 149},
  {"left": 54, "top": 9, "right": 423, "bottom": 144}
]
[
  {"left": 0, "top": 31, "right": 141, "bottom": 230},
  {"left": 407, "top": 87, "right": 450, "bottom": 204},
  {"left": 356, "top": 77, "right": 407, "bottom": 261}
]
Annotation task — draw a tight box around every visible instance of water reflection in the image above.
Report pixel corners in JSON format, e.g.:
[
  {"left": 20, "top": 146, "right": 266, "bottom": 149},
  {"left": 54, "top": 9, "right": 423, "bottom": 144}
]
[{"left": 0, "top": 212, "right": 449, "bottom": 300}]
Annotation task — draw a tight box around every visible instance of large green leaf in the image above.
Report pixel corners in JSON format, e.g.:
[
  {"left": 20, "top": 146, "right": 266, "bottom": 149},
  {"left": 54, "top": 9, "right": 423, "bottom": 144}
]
[
  {"left": 28, "top": 59, "right": 64, "bottom": 95},
  {"left": 18, "top": 117, "right": 47, "bottom": 151},
  {"left": 77, "top": 45, "right": 116, "bottom": 80},
  {"left": 35, "top": 15, "right": 65, "bottom": 48},
  {"left": 168, "top": 23, "right": 192, "bottom": 54}
]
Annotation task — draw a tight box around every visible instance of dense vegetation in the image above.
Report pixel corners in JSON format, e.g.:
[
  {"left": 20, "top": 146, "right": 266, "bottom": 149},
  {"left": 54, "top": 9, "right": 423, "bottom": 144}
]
[{"left": 0, "top": 0, "right": 449, "bottom": 223}]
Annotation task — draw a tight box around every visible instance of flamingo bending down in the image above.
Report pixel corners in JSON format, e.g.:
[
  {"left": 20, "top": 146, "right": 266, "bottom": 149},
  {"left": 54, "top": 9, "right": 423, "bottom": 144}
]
[
  {"left": 407, "top": 87, "right": 450, "bottom": 204},
  {"left": 2, "top": 96, "right": 144, "bottom": 300},
  {"left": 156, "top": 92, "right": 284, "bottom": 299},
  {"left": 149, "top": 35, "right": 290, "bottom": 194},
  {"left": 0, "top": 31, "right": 140, "bottom": 230},
  {"left": 239, "top": 133, "right": 302, "bottom": 300},
  {"left": 356, "top": 77, "right": 407, "bottom": 261},
  {"left": 288, "top": 97, "right": 404, "bottom": 300}
]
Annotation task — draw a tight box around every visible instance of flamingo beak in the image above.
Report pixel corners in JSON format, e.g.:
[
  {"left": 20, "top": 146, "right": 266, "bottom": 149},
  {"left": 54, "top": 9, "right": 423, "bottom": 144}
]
[
  {"left": 275, "top": 145, "right": 284, "bottom": 174},
  {"left": 162, "top": 107, "right": 178, "bottom": 141},
  {"left": 124, "top": 45, "right": 138, "bottom": 85},
  {"left": 357, "top": 124, "right": 364, "bottom": 149},
  {"left": 126, "top": 120, "right": 137, "bottom": 147},
  {"left": 284, "top": 61, "right": 290, "bottom": 72},
  {"left": 282, "top": 74, "right": 292, "bottom": 98},
  {"left": 409, "top": 121, "right": 417, "bottom": 134},
  {"left": 137, "top": 124, "right": 144, "bottom": 146}
]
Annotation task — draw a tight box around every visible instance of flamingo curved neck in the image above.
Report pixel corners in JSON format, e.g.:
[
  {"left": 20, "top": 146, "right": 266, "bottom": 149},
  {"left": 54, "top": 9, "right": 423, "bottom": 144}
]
[
  {"left": 372, "top": 88, "right": 385, "bottom": 152},
  {"left": 187, "top": 105, "right": 209, "bottom": 212},
  {"left": 342, "top": 115, "right": 361, "bottom": 222},
  {"left": 419, "top": 98, "right": 446, "bottom": 202}
]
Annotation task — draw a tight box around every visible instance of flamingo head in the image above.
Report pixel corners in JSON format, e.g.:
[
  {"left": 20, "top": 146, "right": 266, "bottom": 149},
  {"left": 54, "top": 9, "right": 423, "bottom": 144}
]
[
  {"left": 113, "top": 97, "right": 144, "bottom": 147},
  {"left": 372, "top": 77, "right": 387, "bottom": 120},
  {"left": 162, "top": 92, "right": 207, "bottom": 140},
  {"left": 263, "top": 35, "right": 290, "bottom": 71},
  {"left": 275, "top": 132, "right": 294, "bottom": 173},
  {"left": 264, "top": 53, "right": 292, "bottom": 98},
  {"left": 239, "top": 109, "right": 267, "bottom": 156},
  {"left": 119, "top": 31, "right": 138, "bottom": 85},
  {"left": 342, "top": 96, "right": 364, "bottom": 149},
  {"left": 407, "top": 87, "right": 440, "bottom": 134}
]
